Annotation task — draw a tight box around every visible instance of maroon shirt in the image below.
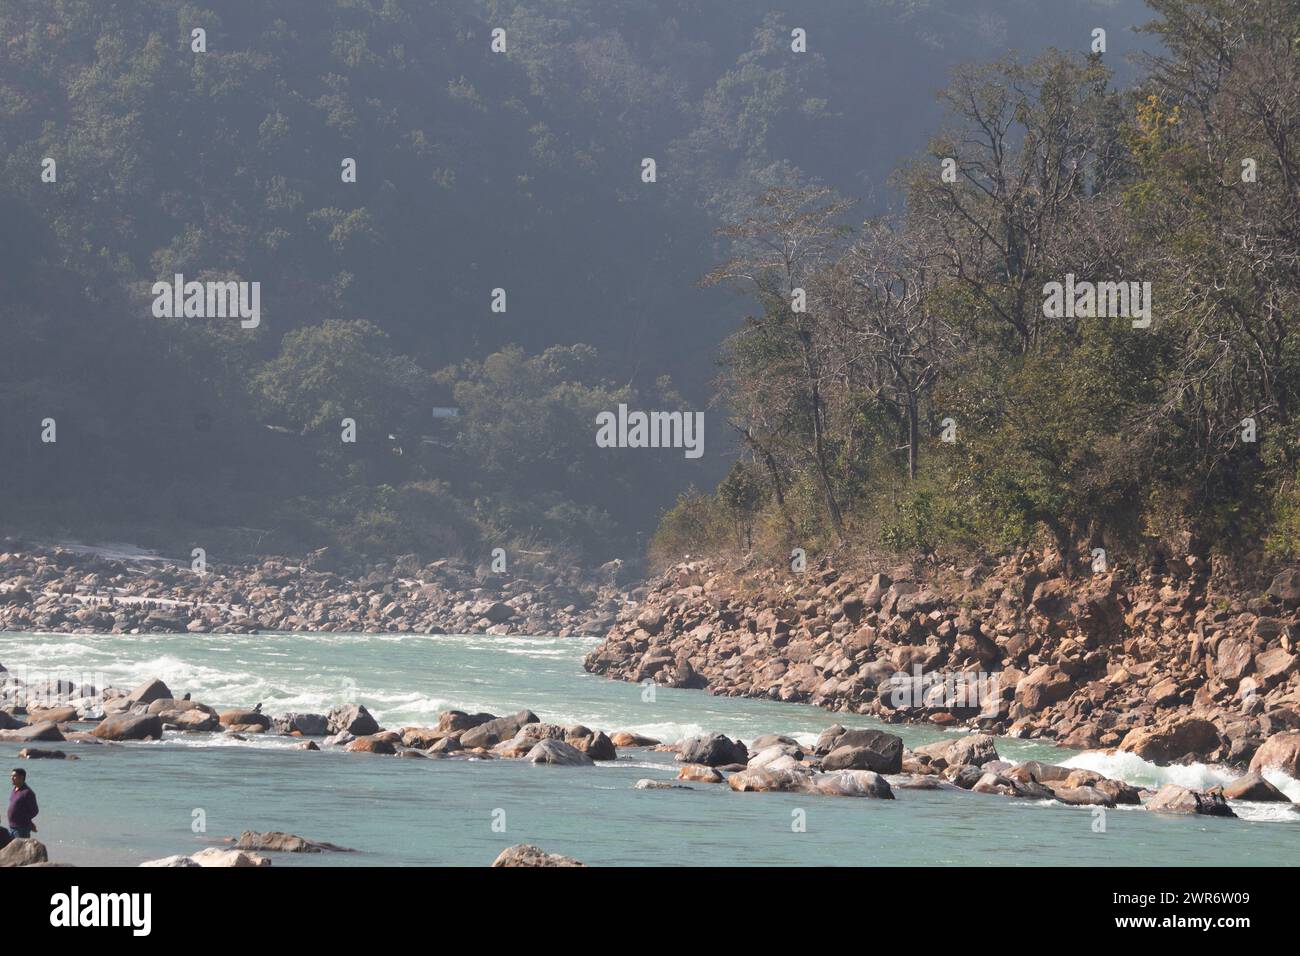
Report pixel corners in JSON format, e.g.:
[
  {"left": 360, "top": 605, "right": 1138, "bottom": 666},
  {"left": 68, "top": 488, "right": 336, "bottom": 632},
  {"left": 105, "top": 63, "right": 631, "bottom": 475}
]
[{"left": 7, "top": 785, "right": 37, "bottom": 831}]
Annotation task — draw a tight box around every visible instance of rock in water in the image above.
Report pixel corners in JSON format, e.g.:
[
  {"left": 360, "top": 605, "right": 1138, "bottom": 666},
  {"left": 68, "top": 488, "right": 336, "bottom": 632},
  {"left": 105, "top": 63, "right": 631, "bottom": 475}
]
[
  {"left": 1119, "top": 717, "right": 1222, "bottom": 765},
  {"left": 139, "top": 854, "right": 201, "bottom": 867},
  {"left": 327, "top": 704, "right": 379, "bottom": 736},
  {"left": 1222, "top": 771, "right": 1291, "bottom": 802},
  {"left": 92, "top": 715, "right": 161, "bottom": 741},
  {"left": 491, "top": 844, "right": 584, "bottom": 867},
  {"left": 1249, "top": 730, "right": 1300, "bottom": 778},
  {"left": 126, "top": 677, "right": 173, "bottom": 706},
  {"left": 1145, "top": 784, "right": 1237, "bottom": 817},
  {"left": 189, "top": 847, "right": 271, "bottom": 867},
  {"left": 525, "top": 738, "right": 595, "bottom": 766},
  {"left": 234, "top": 830, "right": 353, "bottom": 853},
  {"left": 676, "top": 732, "right": 748, "bottom": 767},
  {"left": 273, "top": 712, "right": 330, "bottom": 736},
  {"left": 811, "top": 770, "right": 894, "bottom": 799}
]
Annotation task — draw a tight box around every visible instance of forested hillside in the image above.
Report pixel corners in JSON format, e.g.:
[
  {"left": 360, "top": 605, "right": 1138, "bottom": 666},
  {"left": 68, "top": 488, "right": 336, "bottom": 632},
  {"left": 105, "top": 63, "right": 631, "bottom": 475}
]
[
  {"left": 655, "top": 0, "right": 1300, "bottom": 576},
  {"left": 0, "top": 0, "right": 1149, "bottom": 563}
]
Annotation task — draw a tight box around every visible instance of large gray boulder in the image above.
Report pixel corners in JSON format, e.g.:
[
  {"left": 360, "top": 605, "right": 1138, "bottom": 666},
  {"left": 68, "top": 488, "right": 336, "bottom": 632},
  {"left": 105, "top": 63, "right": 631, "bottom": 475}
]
[
  {"left": 326, "top": 704, "right": 379, "bottom": 737},
  {"left": 525, "top": 738, "right": 595, "bottom": 766},
  {"left": 819, "top": 728, "right": 903, "bottom": 773},
  {"left": 273, "top": 712, "right": 330, "bottom": 736},
  {"left": 676, "top": 732, "right": 748, "bottom": 767}
]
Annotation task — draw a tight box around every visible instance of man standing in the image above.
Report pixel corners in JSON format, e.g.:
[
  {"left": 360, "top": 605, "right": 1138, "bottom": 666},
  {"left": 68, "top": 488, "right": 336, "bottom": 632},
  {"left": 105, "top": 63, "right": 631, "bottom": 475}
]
[{"left": 8, "top": 768, "right": 38, "bottom": 839}]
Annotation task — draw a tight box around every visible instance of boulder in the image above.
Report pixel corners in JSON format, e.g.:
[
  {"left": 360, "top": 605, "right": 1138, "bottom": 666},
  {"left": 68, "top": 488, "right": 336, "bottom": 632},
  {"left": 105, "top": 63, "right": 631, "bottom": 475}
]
[
  {"left": 491, "top": 844, "right": 584, "bottom": 867},
  {"left": 1249, "top": 730, "right": 1300, "bottom": 777},
  {"left": 0, "top": 838, "right": 47, "bottom": 867},
  {"left": 0, "top": 721, "right": 65, "bottom": 743},
  {"left": 611, "top": 731, "right": 660, "bottom": 747},
  {"left": 726, "top": 768, "right": 813, "bottom": 793},
  {"left": 326, "top": 704, "right": 379, "bottom": 737},
  {"left": 1015, "top": 665, "right": 1073, "bottom": 711},
  {"left": 92, "top": 714, "right": 161, "bottom": 741},
  {"left": 1049, "top": 785, "right": 1116, "bottom": 807},
  {"left": 1145, "top": 784, "right": 1237, "bottom": 817},
  {"left": 1222, "top": 771, "right": 1290, "bottom": 803},
  {"left": 346, "top": 735, "right": 396, "bottom": 755},
  {"left": 436, "top": 709, "right": 496, "bottom": 734},
  {"left": 400, "top": 727, "right": 445, "bottom": 749},
  {"left": 525, "top": 739, "right": 594, "bottom": 766},
  {"left": 17, "top": 748, "right": 73, "bottom": 760},
  {"left": 139, "top": 854, "right": 201, "bottom": 867},
  {"left": 1119, "top": 717, "right": 1221, "bottom": 765},
  {"left": 915, "top": 734, "right": 999, "bottom": 769},
  {"left": 272, "top": 713, "right": 330, "bottom": 736},
  {"left": 1267, "top": 569, "right": 1300, "bottom": 607},
  {"left": 164, "top": 709, "right": 219, "bottom": 732},
  {"left": 460, "top": 710, "right": 538, "bottom": 749},
  {"left": 567, "top": 729, "right": 617, "bottom": 761},
  {"left": 219, "top": 709, "right": 270, "bottom": 733},
  {"left": 234, "top": 831, "right": 352, "bottom": 853},
  {"left": 676, "top": 732, "right": 748, "bottom": 767},
  {"left": 811, "top": 770, "right": 894, "bottom": 799},
  {"left": 677, "top": 764, "right": 724, "bottom": 783},
  {"left": 125, "top": 677, "right": 173, "bottom": 707},
  {"left": 820, "top": 730, "right": 903, "bottom": 773},
  {"left": 189, "top": 847, "right": 271, "bottom": 867}
]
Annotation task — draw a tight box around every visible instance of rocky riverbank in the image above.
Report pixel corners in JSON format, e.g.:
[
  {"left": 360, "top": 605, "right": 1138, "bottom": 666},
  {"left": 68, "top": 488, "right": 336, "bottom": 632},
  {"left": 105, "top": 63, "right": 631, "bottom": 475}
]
[
  {"left": 583, "top": 548, "right": 1300, "bottom": 773},
  {"left": 0, "top": 540, "right": 631, "bottom": 637}
]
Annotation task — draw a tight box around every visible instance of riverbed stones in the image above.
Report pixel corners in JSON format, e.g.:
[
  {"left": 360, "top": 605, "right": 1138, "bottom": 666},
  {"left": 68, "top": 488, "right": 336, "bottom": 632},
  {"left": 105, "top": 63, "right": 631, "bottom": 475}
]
[
  {"left": 491, "top": 843, "right": 585, "bottom": 867},
  {"left": 676, "top": 732, "right": 748, "bottom": 767}
]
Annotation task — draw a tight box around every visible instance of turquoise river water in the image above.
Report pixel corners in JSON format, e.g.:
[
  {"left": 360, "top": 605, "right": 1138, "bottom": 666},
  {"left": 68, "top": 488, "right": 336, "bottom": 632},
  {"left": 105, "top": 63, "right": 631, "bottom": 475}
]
[{"left": 0, "top": 630, "right": 1296, "bottom": 866}]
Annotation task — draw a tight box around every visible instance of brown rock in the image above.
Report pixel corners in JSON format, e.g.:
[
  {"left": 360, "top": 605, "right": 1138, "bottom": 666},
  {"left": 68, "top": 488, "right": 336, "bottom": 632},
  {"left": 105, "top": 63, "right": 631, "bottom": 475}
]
[{"left": 1249, "top": 730, "right": 1300, "bottom": 777}]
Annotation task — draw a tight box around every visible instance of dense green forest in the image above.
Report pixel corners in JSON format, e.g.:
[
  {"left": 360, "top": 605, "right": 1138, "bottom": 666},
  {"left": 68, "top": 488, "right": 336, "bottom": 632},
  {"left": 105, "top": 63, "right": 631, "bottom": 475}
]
[
  {"left": 655, "top": 0, "right": 1300, "bottom": 574},
  {"left": 0, "top": 0, "right": 1152, "bottom": 564}
]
